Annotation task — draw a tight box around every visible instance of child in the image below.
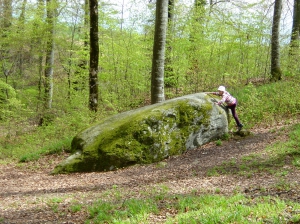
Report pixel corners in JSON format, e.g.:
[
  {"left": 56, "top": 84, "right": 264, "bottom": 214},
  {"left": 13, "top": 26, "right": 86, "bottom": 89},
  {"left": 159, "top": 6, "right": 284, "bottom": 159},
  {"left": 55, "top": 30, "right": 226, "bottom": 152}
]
[{"left": 209, "top": 86, "right": 243, "bottom": 131}]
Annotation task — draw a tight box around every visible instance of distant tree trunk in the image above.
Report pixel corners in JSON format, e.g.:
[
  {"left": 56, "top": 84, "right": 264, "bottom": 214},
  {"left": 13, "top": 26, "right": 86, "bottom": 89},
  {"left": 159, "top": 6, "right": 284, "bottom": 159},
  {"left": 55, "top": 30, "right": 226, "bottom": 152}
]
[
  {"left": 290, "top": 0, "right": 300, "bottom": 49},
  {"left": 1, "top": 0, "right": 12, "bottom": 79},
  {"left": 165, "top": 0, "right": 175, "bottom": 88},
  {"left": 289, "top": 0, "right": 300, "bottom": 68},
  {"left": 84, "top": 0, "right": 89, "bottom": 48},
  {"left": 151, "top": 0, "right": 168, "bottom": 104},
  {"left": 89, "top": 0, "right": 99, "bottom": 112},
  {"left": 44, "top": 0, "right": 55, "bottom": 109},
  {"left": 2, "top": 0, "right": 12, "bottom": 28},
  {"left": 35, "top": 0, "right": 45, "bottom": 112},
  {"left": 120, "top": 0, "right": 125, "bottom": 32},
  {"left": 17, "top": 0, "right": 27, "bottom": 77},
  {"left": 270, "top": 0, "right": 282, "bottom": 81},
  {"left": 19, "top": 0, "right": 27, "bottom": 21}
]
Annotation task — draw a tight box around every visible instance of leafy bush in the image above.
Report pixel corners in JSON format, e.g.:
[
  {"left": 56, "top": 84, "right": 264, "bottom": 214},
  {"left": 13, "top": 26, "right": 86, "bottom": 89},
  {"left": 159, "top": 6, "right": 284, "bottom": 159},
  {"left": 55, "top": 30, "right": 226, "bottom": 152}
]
[{"left": 234, "top": 79, "right": 300, "bottom": 128}]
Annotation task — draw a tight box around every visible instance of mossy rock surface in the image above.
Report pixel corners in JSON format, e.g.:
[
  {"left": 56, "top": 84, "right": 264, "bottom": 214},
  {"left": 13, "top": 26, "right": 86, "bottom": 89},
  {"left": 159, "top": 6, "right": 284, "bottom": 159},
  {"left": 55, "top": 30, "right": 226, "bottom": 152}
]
[{"left": 53, "top": 93, "right": 228, "bottom": 174}]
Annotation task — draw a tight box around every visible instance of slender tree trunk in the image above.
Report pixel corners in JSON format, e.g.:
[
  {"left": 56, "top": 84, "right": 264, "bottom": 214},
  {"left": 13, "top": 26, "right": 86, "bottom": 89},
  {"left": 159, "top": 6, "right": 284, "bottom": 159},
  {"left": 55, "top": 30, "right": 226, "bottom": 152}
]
[
  {"left": 44, "top": 0, "right": 55, "bottom": 109},
  {"left": 89, "top": 0, "right": 99, "bottom": 112},
  {"left": 270, "top": 0, "right": 282, "bottom": 81},
  {"left": 35, "top": 0, "right": 45, "bottom": 112},
  {"left": 1, "top": 0, "right": 12, "bottom": 79},
  {"left": 17, "top": 0, "right": 27, "bottom": 78},
  {"left": 2, "top": 0, "right": 12, "bottom": 28},
  {"left": 120, "top": 0, "right": 125, "bottom": 32},
  {"left": 290, "top": 0, "right": 300, "bottom": 49},
  {"left": 165, "top": 0, "right": 175, "bottom": 88},
  {"left": 151, "top": 0, "right": 168, "bottom": 104},
  {"left": 289, "top": 0, "right": 300, "bottom": 68}
]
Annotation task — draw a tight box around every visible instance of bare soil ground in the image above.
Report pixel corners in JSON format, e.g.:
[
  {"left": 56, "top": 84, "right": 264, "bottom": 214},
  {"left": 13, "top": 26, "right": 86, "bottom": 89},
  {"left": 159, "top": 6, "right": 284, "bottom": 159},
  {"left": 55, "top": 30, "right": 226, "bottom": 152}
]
[{"left": 1, "top": 124, "right": 300, "bottom": 224}]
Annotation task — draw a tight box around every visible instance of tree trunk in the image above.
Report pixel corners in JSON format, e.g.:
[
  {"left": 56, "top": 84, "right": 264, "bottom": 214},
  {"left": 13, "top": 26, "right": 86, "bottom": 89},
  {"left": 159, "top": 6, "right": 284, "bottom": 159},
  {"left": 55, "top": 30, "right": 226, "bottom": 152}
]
[
  {"left": 2, "top": 0, "right": 12, "bottom": 28},
  {"left": 0, "top": 0, "right": 12, "bottom": 79},
  {"left": 44, "top": 0, "right": 55, "bottom": 109},
  {"left": 17, "top": 0, "right": 27, "bottom": 78},
  {"left": 270, "top": 0, "right": 282, "bottom": 81},
  {"left": 89, "top": 0, "right": 99, "bottom": 112},
  {"left": 165, "top": 0, "right": 175, "bottom": 88},
  {"left": 289, "top": 0, "right": 300, "bottom": 69},
  {"left": 151, "top": 0, "right": 168, "bottom": 104},
  {"left": 35, "top": 0, "right": 45, "bottom": 112}
]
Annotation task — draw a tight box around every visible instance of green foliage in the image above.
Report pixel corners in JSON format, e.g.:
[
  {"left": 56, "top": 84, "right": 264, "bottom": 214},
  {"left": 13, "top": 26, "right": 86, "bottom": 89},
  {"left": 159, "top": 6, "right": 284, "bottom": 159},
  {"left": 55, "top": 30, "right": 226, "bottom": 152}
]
[
  {"left": 0, "top": 95, "right": 96, "bottom": 160},
  {"left": 19, "top": 137, "right": 72, "bottom": 162},
  {"left": 233, "top": 79, "right": 300, "bottom": 128},
  {"left": 20, "top": 88, "right": 40, "bottom": 107},
  {"left": 0, "top": 80, "right": 16, "bottom": 101},
  {"left": 0, "top": 80, "right": 26, "bottom": 121},
  {"left": 215, "top": 139, "right": 222, "bottom": 146}
]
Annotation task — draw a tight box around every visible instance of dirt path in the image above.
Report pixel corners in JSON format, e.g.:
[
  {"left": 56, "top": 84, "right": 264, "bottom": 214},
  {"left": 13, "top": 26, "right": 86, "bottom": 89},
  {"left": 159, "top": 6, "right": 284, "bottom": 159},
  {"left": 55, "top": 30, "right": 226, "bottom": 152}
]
[{"left": 1, "top": 125, "right": 300, "bottom": 223}]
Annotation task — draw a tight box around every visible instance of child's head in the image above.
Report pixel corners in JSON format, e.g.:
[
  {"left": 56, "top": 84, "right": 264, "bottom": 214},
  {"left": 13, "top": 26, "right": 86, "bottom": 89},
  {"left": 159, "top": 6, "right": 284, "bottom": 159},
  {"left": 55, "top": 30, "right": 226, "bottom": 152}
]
[{"left": 218, "top": 86, "right": 225, "bottom": 95}]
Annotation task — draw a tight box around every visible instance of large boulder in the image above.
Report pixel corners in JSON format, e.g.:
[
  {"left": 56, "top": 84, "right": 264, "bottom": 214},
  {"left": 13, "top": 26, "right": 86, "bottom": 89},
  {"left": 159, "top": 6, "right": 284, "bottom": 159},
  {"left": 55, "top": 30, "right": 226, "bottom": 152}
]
[{"left": 52, "top": 93, "right": 228, "bottom": 174}]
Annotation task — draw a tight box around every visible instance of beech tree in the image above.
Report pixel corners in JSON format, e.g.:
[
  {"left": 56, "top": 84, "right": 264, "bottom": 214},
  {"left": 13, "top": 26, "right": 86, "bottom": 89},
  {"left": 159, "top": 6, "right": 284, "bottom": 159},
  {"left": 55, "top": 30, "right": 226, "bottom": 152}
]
[
  {"left": 151, "top": 0, "right": 168, "bottom": 104},
  {"left": 1, "top": 0, "right": 13, "bottom": 81},
  {"left": 165, "top": 0, "right": 175, "bottom": 88},
  {"left": 44, "top": 0, "right": 55, "bottom": 110},
  {"left": 89, "top": 0, "right": 99, "bottom": 111},
  {"left": 1, "top": 0, "right": 12, "bottom": 28},
  {"left": 289, "top": 0, "right": 300, "bottom": 66},
  {"left": 270, "top": 0, "right": 282, "bottom": 81}
]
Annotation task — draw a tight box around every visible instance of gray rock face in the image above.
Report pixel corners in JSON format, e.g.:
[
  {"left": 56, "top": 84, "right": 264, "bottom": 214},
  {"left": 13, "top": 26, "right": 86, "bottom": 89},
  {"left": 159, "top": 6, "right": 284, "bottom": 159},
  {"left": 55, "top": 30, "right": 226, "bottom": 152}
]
[{"left": 53, "top": 93, "right": 228, "bottom": 174}]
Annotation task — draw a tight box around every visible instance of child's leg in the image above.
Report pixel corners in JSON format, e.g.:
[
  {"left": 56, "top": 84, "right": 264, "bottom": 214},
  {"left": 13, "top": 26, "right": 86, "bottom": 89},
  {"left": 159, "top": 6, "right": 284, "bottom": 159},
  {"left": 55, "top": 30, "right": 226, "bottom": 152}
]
[{"left": 229, "top": 104, "right": 242, "bottom": 127}]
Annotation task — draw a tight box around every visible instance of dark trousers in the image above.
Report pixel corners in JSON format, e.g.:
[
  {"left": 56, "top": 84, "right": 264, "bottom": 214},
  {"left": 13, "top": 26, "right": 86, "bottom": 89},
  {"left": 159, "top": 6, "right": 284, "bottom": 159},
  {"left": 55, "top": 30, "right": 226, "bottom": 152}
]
[{"left": 227, "top": 102, "right": 242, "bottom": 127}]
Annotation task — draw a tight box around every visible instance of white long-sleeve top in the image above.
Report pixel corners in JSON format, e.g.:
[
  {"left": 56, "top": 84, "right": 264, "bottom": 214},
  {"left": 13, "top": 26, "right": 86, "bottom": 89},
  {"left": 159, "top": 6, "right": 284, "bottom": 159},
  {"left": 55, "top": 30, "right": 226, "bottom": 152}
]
[{"left": 213, "top": 91, "right": 236, "bottom": 106}]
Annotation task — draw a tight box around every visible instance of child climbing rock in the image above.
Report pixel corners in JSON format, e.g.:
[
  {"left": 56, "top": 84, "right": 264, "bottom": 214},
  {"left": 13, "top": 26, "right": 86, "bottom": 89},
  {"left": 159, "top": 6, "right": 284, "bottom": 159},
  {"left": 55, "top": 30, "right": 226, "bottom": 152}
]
[{"left": 208, "top": 86, "right": 244, "bottom": 131}]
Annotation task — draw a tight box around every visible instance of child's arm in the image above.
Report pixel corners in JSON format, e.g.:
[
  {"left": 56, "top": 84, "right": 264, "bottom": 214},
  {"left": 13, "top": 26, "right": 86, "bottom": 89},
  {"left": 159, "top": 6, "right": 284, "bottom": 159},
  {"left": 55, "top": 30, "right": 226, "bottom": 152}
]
[{"left": 204, "top": 92, "right": 218, "bottom": 95}]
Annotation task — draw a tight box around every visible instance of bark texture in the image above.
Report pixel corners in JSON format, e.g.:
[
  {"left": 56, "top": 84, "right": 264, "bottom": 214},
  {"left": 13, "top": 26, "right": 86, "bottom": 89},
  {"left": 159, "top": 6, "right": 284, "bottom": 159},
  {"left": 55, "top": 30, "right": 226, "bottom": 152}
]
[
  {"left": 151, "top": 0, "right": 168, "bottom": 104},
  {"left": 270, "top": 0, "right": 282, "bottom": 81},
  {"left": 89, "top": 0, "right": 99, "bottom": 112}
]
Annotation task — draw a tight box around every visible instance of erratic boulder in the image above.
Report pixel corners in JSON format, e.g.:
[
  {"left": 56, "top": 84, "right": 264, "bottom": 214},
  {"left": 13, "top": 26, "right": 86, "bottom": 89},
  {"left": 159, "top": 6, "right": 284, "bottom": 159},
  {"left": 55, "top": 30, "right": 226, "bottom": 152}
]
[{"left": 53, "top": 93, "right": 228, "bottom": 174}]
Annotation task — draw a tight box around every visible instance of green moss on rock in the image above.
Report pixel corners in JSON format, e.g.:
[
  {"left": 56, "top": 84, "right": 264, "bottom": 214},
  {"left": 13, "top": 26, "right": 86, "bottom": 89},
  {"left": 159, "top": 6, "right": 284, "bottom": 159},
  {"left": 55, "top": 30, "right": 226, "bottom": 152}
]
[{"left": 53, "top": 94, "right": 227, "bottom": 174}]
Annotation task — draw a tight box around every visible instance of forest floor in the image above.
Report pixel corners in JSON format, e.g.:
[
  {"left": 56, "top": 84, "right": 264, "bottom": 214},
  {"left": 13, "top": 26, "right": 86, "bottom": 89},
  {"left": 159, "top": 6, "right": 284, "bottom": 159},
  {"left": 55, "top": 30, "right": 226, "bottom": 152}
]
[{"left": 0, "top": 122, "right": 300, "bottom": 224}]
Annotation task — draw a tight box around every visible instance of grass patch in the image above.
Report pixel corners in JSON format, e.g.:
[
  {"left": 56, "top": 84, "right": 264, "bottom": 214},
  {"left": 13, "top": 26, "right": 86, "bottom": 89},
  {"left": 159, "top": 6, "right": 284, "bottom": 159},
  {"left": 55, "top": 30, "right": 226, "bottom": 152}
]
[
  {"left": 166, "top": 194, "right": 300, "bottom": 224},
  {"left": 69, "top": 203, "right": 83, "bottom": 213},
  {"left": 82, "top": 188, "right": 300, "bottom": 224},
  {"left": 233, "top": 80, "right": 300, "bottom": 128},
  {"left": 78, "top": 183, "right": 300, "bottom": 223},
  {"left": 86, "top": 198, "right": 158, "bottom": 224},
  {"left": 19, "top": 137, "right": 72, "bottom": 162}
]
